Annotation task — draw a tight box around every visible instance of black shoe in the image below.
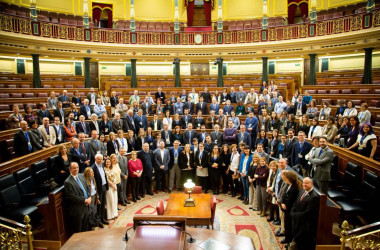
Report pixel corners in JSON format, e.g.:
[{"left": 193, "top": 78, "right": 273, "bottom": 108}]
[
  {"left": 267, "top": 217, "right": 274, "bottom": 222},
  {"left": 238, "top": 196, "right": 244, "bottom": 200},
  {"left": 141, "top": 195, "right": 145, "bottom": 198},
  {"left": 125, "top": 201, "right": 131, "bottom": 204},
  {"left": 147, "top": 192, "right": 154, "bottom": 195},
  {"left": 101, "top": 220, "right": 109, "bottom": 225},
  {"left": 169, "top": 190, "right": 172, "bottom": 193},
  {"left": 213, "top": 192, "right": 216, "bottom": 195},
  {"left": 121, "top": 202, "right": 127, "bottom": 206},
  {"left": 133, "top": 199, "right": 137, "bottom": 202},
  {"left": 117, "top": 207, "right": 121, "bottom": 210},
  {"left": 276, "top": 232, "right": 285, "bottom": 237},
  {"left": 231, "top": 194, "right": 236, "bottom": 197},
  {"left": 137, "top": 197, "right": 141, "bottom": 200},
  {"left": 216, "top": 191, "right": 220, "bottom": 195},
  {"left": 272, "top": 220, "right": 281, "bottom": 225},
  {"left": 280, "top": 239, "right": 289, "bottom": 244},
  {"left": 98, "top": 223, "right": 104, "bottom": 228}
]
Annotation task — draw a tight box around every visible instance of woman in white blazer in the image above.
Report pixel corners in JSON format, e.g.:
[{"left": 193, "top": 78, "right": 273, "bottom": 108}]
[
  {"left": 308, "top": 118, "right": 322, "bottom": 139},
  {"left": 358, "top": 103, "right": 371, "bottom": 125}
]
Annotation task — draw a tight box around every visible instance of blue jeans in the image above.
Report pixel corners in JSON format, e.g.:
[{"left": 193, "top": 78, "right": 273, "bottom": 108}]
[{"left": 241, "top": 176, "right": 249, "bottom": 199}]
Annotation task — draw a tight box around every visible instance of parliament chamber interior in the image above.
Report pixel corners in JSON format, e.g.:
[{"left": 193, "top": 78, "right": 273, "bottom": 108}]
[{"left": 0, "top": 0, "right": 379, "bottom": 249}]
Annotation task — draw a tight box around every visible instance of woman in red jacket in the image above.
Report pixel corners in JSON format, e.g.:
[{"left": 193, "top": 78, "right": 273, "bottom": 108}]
[
  {"left": 63, "top": 118, "right": 76, "bottom": 142},
  {"left": 128, "top": 151, "right": 143, "bottom": 202}
]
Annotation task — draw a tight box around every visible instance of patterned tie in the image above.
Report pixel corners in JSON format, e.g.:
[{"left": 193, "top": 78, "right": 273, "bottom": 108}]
[{"left": 76, "top": 176, "right": 88, "bottom": 199}]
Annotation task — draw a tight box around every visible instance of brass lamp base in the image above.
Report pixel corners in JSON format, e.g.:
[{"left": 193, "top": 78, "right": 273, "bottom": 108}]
[{"left": 184, "top": 198, "right": 196, "bottom": 207}]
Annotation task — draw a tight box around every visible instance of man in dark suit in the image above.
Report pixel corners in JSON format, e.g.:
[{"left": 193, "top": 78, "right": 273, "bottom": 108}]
[
  {"left": 124, "top": 110, "right": 136, "bottom": 133},
  {"left": 197, "top": 125, "right": 209, "bottom": 144},
  {"left": 155, "top": 87, "right": 165, "bottom": 103},
  {"left": 194, "top": 143, "right": 209, "bottom": 193},
  {"left": 209, "top": 99, "right": 220, "bottom": 114},
  {"left": 182, "top": 123, "right": 197, "bottom": 145},
  {"left": 309, "top": 136, "right": 334, "bottom": 193},
  {"left": 206, "top": 110, "right": 217, "bottom": 129},
  {"left": 196, "top": 96, "right": 208, "bottom": 115},
  {"left": 168, "top": 140, "right": 183, "bottom": 193},
  {"left": 291, "top": 177, "right": 320, "bottom": 250},
  {"left": 285, "top": 100, "right": 294, "bottom": 115},
  {"left": 160, "top": 123, "right": 173, "bottom": 147},
  {"left": 88, "top": 130, "right": 101, "bottom": 165},
  {"left": 204, "top": 135, "right": 216, "bottom": 153},
  {"left": 141, "top": 97, "right": 152, "bottom": 115},
  {"left": 134, "top": 109, "right": 148, "bottom": 132},
  {"left": 53, "top": 101, "right": 66, "bottom": 122},
  {"left": 75, "top": 115, "right": 91, "bottom": 137},
  {"left": 52, "top": 116, "right": 66, "bottom": 145},
  {"left": 200, "top": 87, "right": 211, "bottom": 103},
  {"left": 112, "top": 113, "right": 123, "bottom": 133},
  {"left": 211, "top": 124, "right": 224, "bottom": 147},
  {"left": 244, "top": 111, "right": 258, "bottom": 148},
  {"left": 184, "top": 97, "right": 195, "bottom": 115},
  {"left": 193, "top": 111, "right": 205, "bottom": 129},
  {"left": 237, "top": 124, "right": 252, "bottom": 148},
  {"left": 285, "top": 128, "right": 298, "bottom": 163},
  {"left": 153, "top": 141, "right": 170, "bottom": 192},
  {"left": 58, "top": 90, "right": 70, "bottom": 108},
  {"left": 180, "top": 109, "right": 193, "bottom": 129},
  {"left": 70, "top": 138, "right": 88, "bottom": 173},
  {"left": 78, "top": 133, "right": 91, "bottom": 168},
  {"left": 107, "top": 133, "right": 120, "bottom": 156},
  {"left": 36, "top": 104, "right": 53, "bottom": 125},
  {"left": 138, "top": 143, "right": 154, "bottom": 196},
  {"left": 14, "top": 121, "right": 33, "bottom": 157},
  {"left": 291, "top": 131, "right": 313, "bottom": 176},
  {"left": 149, "top": 114, "right": 163, "bottom": 131},
  {"left": 79, "top": 99, "right": 93, "bottom": 120},
  {"left": 64, "top": 162, "right": 91, "bottom": 233},
  {"left": 223, "top": 100, "right": 234, "bottom": 115},
  {"left": 294, "top": 95, "right": 307, "bottom": 116},
  {"left": 92, "top": 154, "right": 109, "bottom": 225}
]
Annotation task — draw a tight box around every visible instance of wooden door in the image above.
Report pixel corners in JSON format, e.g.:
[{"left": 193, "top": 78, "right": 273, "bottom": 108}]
[
  {"left": 90, "top": 62, "right": 99, "bottom": 89},
  {"left": 192, "top": 6, "right": 207, "bottom": 26}
]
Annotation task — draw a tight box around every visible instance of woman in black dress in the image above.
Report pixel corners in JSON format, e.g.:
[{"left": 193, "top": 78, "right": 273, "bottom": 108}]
[
  {"left": 255, "top": 130, "right": 269, "bottom": 152},
  {"left": 280, "top": 171, "right": 302, "bottom": 246},
  {"left": 179, "top": 144, "right": 195, "bottom": 185},
  {"left": 269, "top": 112, "right": 281, "bottom": 131},
  {"left": 208, "top": 145, "right": 221, "bottom": 195},
  {"left": 220, "top": 144, "right": 231, "bottom": 194},
  {"left": 171, "top": 126, "right": 183, "bottom": 145},
  {"left": 144, "top": 127, "right": 156, "bottom": 150},
  {"left": 269, "top": 129, "right": 280, "bottom": 157},
  {"left": 284, "top": 114, "right": 297, "bottom": 134},
  {"left": 55, "top": 144, "right": 71, "bottom": 185},
  {"left": 348, "top": 123, "right": 377, "bottom": 159},
  {"left": 99, "top": 113, "right": 113, "bottom": 136},
  {"left": 346, "top": 116, "right": 360, "bottom": 149},
  {"left": 298, "top": 115, "right": 310, "bottom": 136}
]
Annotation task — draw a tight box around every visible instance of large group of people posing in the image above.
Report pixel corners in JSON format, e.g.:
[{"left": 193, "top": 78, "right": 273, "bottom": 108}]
[{"left": 10, "top": 82, "right": 378, "bottom": 250}]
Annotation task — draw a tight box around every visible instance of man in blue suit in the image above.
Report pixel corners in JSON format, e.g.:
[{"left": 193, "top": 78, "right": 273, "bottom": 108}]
[
  {"left": 52, "top": 116, "right": 66, "bottom": 145},
  {"left": 134, "top": 109, "right": 148, "bottom": 132},
  {"left": 58, "top": 90, "right": 70, "bottom": 108},
  {"left": 78, "top": 133, "right": 91, "bottom": 171},
  {"left": 245, "top": 111, "right": 258, "bottom": 150},
  {"left": 210, "top": 98, "right": 220, "bottom": 113},
  {"left": 168, "top": 140, "right": 183, "bottom": 193},
  {"left": 196, "top": 96, "right": 208, "bottom": 115},
  {"left": 223, "top": 100, "right": 234, "bottom": 115},
  {"left": 291, "top": 131, "right": 313, "bottom": 176},
  {"left": 174, "top": 97, "right": 184, "bottom": 115},
  {"left": 237, "top": 124, "right": 252, "bottom": 148},
  {"left": 70, "top": 138, "right": 88, "bottom": 173}
]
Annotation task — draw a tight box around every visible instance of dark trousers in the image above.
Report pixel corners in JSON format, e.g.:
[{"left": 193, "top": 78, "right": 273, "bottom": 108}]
[
  {"left": 209, "top": 168, "right": 220, "bottom": 194},
  {"left": 227, "top": 171, "right": 238, "bottom": 195},
  {"left": 250, "top": 132, "right": 257, "bottom": 150},
  {"left": 198, "top": 176, "right": 208, "bottom": 193},
  {"left": 130, "top": 177, "right": 141, "bottom": 200},
  {"left": 269, "top": 202, "right": 279, "bottom": 220},
  {"left": 284, "top": 211, "right": 293, "bottom": 243},
  {"left": 97, "top": 185, "right": 107, "bottom": 221},
  {"left": 69, "top": 207, "right": 89, "bottom": 233},
  {"left": 155, "top": 168, "right": 167, "bottom": 191},
  {"left": 140, "top": 173, "right": 152, "bottom": 195},
  {"left": 295, "top": 236, "right": 316, "bottom": 250}
]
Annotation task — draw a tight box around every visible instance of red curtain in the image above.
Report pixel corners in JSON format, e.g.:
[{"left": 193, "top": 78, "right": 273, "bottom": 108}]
[
  {"left": 204, "top": 1, "right": 212, "bottom": 26},
  {"left": 187, "top": 1, "right": 194, "bottom": 26},
  {"left": 288, "top": 4, "right": 297, "bottom": 24},
  {"left": 92, "top": 3, "right": 113, "bottom": 28},
  {"left": 299, "top": 2, "right": 309, "bottom": 19}
]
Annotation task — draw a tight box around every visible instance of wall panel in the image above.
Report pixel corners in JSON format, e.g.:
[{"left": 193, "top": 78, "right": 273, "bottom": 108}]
[
  {"left": 25, "top": 61, "right": 75, "bottom": 75},
  {"left": 99, "top": 63, "right": 125, "bottom": 75},
  {"left": 226, "top": 62, "right": 262, "bottom": 75},
  {"left": 0, "top": 58, "right": 16, "bottom": 73}
]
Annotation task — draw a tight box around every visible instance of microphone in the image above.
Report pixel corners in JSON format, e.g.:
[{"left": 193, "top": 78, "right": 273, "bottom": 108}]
[
  {"left": 139, "top": 221, "right": 195, "bottom": 244},
  {"left": 122, "top": 226, "right": 134, "bottom": 242}
]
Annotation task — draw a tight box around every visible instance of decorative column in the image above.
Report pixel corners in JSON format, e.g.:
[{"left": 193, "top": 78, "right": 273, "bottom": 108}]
[
  {"left": 262, "top": 0, "right": 268, "bottom": 30},
  {"left": 310, "top": 0, "right": 317, "bottom": 24},
  {"left": 216, "top": 58, "right": 224, "bottom": 87},
  {"left": 83, "top": 0, "right": 89, "bottom": 29},
  {"left": 217, "top": 0, "right": 223, "bottom": 33},
  {"left": 363, "top": 48, "right": 374, "bottom": 84},
  {"left": 174, "top": 58, "right": 181, "bottom": 87},
  {"left": 32, "top": 54, "right": 41, "bottom": 88},
  {"left": 130, "top": 0, "right": 136, "bottom": 32},
  {"left": 29, "top": 0, "right": 37, "bottom": 22},
  {"left": 309, "top": 54, "right": 316, "bottom": 85},
  {"left": 262, "top": 57, "right": 268, "bottom": 84},
  {"left": 174, "top": 0, "right": 180, "bottom": 34},
  {"left": 367, "top": 0, "right": 375, "bottom": 12},
  {"left": 84, "top": 57, "right": 91, "bottom": 88},
  {"left": 131, "top": 59, "right": 137, "bottom": 88}
]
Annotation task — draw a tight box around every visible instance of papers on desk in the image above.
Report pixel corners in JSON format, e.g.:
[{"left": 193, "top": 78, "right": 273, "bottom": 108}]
[{"left": 198, "top": 238, "right": 231, "bottom": 250}]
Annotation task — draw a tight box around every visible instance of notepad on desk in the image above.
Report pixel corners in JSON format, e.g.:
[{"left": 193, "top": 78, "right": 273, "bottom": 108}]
[{"left": 198, "top": 238, "right": 231, "bottom": 250}]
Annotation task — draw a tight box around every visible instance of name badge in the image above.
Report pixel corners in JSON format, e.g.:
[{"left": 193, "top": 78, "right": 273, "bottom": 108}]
[
  {"left": 279, "top": 154, "right": 282, "bottom": 158},
  {"left": 198, "top": 124, "right": 201, "bottom": 127},
  {"left": 215, "top": 140, "right": 218, "bottom": 143},
  {"left": 97, "top": 151, "right": 101, "bottom": 154},
  {"left": 175, "top": 157, "right": 178, "bottom": 161},
  {"left": 298, "top": 153, "right": 303, "bottom": 158},
  {"left": 271, "top": 127, "right": 273, "bottom": 130},
  {"left": 105, "top": 128, "right": 108, "bottom": 133},
  {"left": 166, "top": 138, "right": 170, "bottom": 144},
  {"left": 249, "top": 124, "right": 252, "bottom": 128},
  {"left": 140, "top": 122, "right": 142, "bottom": 125}
]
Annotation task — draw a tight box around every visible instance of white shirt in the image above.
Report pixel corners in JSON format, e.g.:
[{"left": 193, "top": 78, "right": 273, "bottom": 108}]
[
  {"left": 160, "top": 149, "right": 165, "bottom": 162},
  {"left": 230, "top": 151, "right": 240, "bottom": 171}
]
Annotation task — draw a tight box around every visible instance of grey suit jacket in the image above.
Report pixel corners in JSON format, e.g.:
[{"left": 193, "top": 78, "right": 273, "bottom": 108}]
[
  {"left": 118, "top": 155, "right": 129, "bottom": 178},
  {"left": 88, "top": 139, "right": 101, "bottom": 164},
  {"left": 309, "top": 146, "right": 334, "bottom": 182},
  {"left": 64, "top": 174, "right": 90, "bottom": 214},
  {"left": 153, "top": 148, "right": 171, "bottom": 171}
]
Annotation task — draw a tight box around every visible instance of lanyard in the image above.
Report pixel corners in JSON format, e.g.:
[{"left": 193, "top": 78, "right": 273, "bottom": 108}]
[{"left": 360, "top": 134, "right": 368, "bottom": 145}]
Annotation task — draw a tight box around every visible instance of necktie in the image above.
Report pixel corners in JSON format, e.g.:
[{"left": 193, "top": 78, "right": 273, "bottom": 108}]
[
  {"left": 82, "top": 123, "right": 86, "bottom": 134},
  {"left": 25, "top": 132, "right": 32, "bottom": 151},
  {"left": 300, "top": 191, "right": 307, "bottom": 202},
  {"left": 319, "top": 149, "right": 323, "bottom": 157},
  {"left": 81, "top": 143, "right": 87, "bottom": 159},
  {"left": 76, "top": 176, "right": 88, "bottom": 199}
]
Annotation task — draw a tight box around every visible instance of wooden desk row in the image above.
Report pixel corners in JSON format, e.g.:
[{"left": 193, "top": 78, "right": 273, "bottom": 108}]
[
  {"left": 315, "top": 77, "right": 380, "bottom": 85},
  {"left": 300, "top": 84, "right": 380, "bottom": 94},
  {"left": 0, "top": 73, "right": 84, "bottom": 81}
]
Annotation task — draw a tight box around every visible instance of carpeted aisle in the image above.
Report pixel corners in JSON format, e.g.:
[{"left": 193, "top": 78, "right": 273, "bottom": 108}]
[{"left": 109, "top": 192, "right": 282, "bottom": 249}]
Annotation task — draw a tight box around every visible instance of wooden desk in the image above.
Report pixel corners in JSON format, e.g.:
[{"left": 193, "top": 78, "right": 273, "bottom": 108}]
[
  {"left": 163, "top": 193, "right": 212, "bottom": 227},
  {"left": 61, "top": 226, "right": 255, "bottom": 250}
]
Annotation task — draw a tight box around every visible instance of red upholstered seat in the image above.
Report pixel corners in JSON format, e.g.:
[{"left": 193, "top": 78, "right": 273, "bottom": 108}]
[
  {"left": 77, "top": 85, "right": 85, "bottom": 88},
  {"left": 340, "top": 81, "right": 350, "bottom": 85},
  {"left": 54, "top": 85, "right": 63, "bottom": 88},
  {"left": 65, "top": 85, "right": 73, "bottom": 88},
  {"left": 0, "top": 93, "right": 10, "bottom": 98},
  {"left": 59, "top": 19, "right": 68, "bottom": 25},
  {"left": 359, "top": 89, "right": 370, "bottom": 94},
  {"left": 228, "top": 21, "right": 236, "bottom": 30},
  {"left": 21, "top": 84, "right": 31, "bottom": 88},
  {"left": 0, "top": 104, "right": 10, "bottom": 111},
  {"left": 23, "top": 93, "right": 34, "bottom": 98},
  {"left": 37, "top": 93, "right": 48, "bottom": 98},
  {"left": 10, "top": 93, "right": 22, "bottom": 98},
  {"left": 351, "top": 80, "right": 361, "bottom": 84},
  {"left": 42, "top": 85, "right": 51, "bottom": 88},
  {"left": 317, "top": 82, "right": 326, "bottom": 85},
  {"left": 322, "top": 99, "right": 332, "bottom": 105},
  {"left": 26, "top": 103, "right": 36, "bottom": 109},
  {"left": 352, "top": 100, "right": 362, "bottom": 106},
  {"left": 341, "top": 89, "right": 352, "bottom": 94},
  {"left": 329, "top": 90, "right": 339, "bottom": 94},
  {"left": 308, "top": 90, "right": 316, "bottom": 94},
  {"left": 370, "top": 100, "right": 380, "bottom": 108},
  {"left": 236, "top": 21, "right": 244, "bottom": 30},
  {"left": 317, "top": 90, "right": 327, "bottom": 94},
  {"left": 329, "top": 81, "right": 338, "bottom": 85},
  {"left": 7, "top": 85, "right": 17, "bottom": 88},
  {"left": 279, "top": 82, "right": 287, "bottom": 87},
  {"left": 156, "top": 200, "right": 164, "bottom": 215},
  {"left": 68, "top": 20, "right": 77, "bottom": 26},
  {"left": 243, "top": 20, "right": 251, "bottom": 30}
]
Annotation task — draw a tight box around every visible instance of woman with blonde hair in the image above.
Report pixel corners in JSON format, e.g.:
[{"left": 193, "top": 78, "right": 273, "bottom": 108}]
[
  {"left": 84, "top": 167, "right": 98, "bottom": 207},
  {"left": 128, "top": 151, "right": 143, "bottom": 202},
  {"left": 104, "top": 156, "right": 119, "bottom": 220},
  {"left": 266, "top": 161, "right": 280, "bottom": 222},
  {"left": 248, "top": 154, "right": 259, "bottom": 210},
  {"left": 116, "top": 129, "right": 128, "bottom": 153}
]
